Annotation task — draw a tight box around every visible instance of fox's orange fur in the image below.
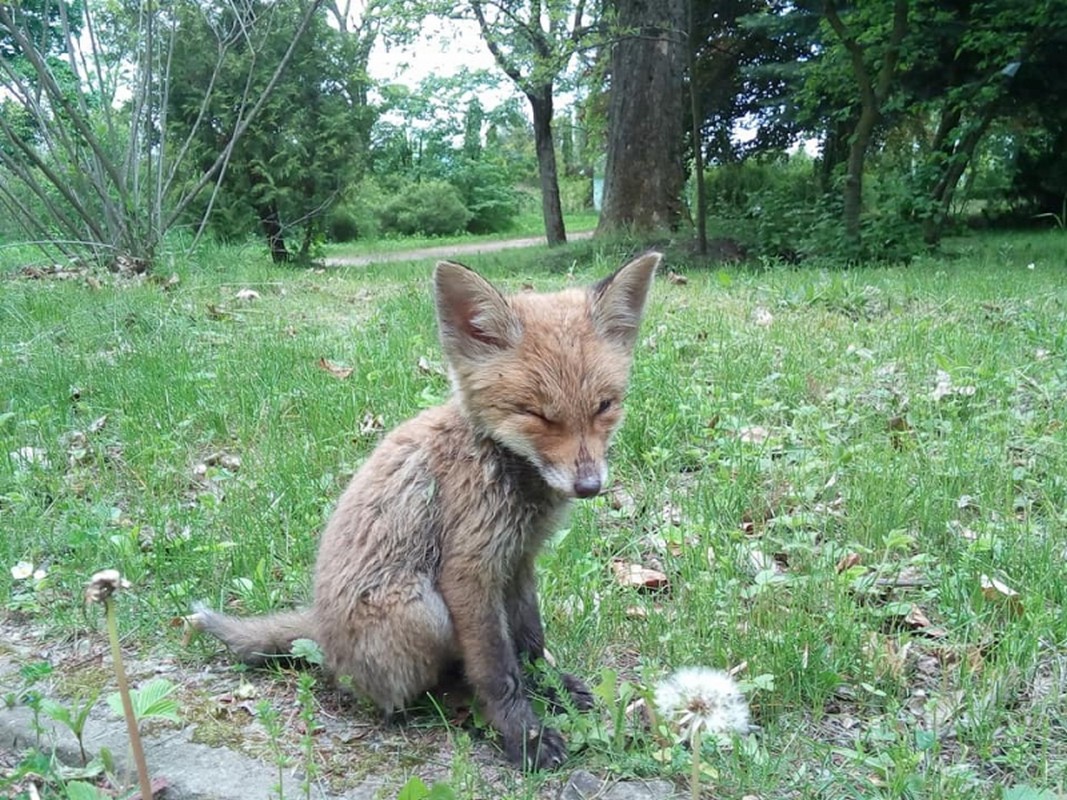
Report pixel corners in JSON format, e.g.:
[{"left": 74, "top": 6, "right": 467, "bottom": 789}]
[{"left": 193, "top": 253, "right": 660, "bottom": 769}]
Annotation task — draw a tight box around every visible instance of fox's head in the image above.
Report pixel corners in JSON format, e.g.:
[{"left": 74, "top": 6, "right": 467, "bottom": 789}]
[{"left": 433, "top": 253, "right": 660, "bottom": 499}]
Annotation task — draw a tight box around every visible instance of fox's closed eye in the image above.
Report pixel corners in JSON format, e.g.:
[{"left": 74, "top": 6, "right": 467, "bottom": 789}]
[
  {"left": 520, "top": 407, "right": 552, "bottom": 423},
  {"left": 595, "top": 399, "right": 614, "bottom": 415}
]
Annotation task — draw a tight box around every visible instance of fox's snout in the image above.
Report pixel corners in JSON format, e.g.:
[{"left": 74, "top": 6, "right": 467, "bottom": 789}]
[
  {"left": 536, "top": 444, "right": 610, "bottom": 499},
  {"left": 573, "top": 474, "right": 601, "bottom": 498},
  {"left": 572, "top": 451, "right": 604, "bottom": 498}
]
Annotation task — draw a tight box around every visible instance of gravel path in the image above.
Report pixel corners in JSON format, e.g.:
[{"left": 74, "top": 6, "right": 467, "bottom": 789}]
[{"left": 324, "top": 229, "right": 595, "bottom": 267}]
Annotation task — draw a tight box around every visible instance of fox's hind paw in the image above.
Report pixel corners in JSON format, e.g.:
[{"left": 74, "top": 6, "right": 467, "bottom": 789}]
[
  {"left": 560, "top": 673, "right": 594, "bottom": 711},
  {"left": 506, "top": 724, "right": 566, "bottom": 771}
]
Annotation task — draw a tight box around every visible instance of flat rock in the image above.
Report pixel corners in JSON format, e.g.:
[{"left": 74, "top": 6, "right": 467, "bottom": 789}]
[
  {"left": 559, "top": 769, "right": 682, "bottom": 800},
  {"left": 0, "top": 704, "right": 383, "bottom": 799}
]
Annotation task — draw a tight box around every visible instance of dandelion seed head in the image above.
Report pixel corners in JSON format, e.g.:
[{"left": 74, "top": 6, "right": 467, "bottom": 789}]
[
  {"left": 654, "top": 666, "right": 750, "bottom": 740},
  {"left": 85, "top": 569, "right": 130, "bottom": 603}
]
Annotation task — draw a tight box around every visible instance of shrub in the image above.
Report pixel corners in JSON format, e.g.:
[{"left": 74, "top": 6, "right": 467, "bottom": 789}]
[
  {"left": 446, "top": 159, "right": 521, "bottom": 234},
  {"left": 378, "top": 181, "right": 473, "bottom": 237}
]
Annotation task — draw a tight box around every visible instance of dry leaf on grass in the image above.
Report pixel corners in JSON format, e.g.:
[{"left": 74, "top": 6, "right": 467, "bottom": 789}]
[
  {"left": 416, "top": 356, "right": 445, "bottom": 376},
  {"left": 235, "top": 288, "right": 261, "bottom": 301},
  {"left": 980, "top": 574, "right": 1022, "bottom": 613},
  {"left": 836, "top": 552, "right": 862, "bottom": 573},
  {"left": 359, "top": 412, "right": 385, "bottom": 436},
  {"left": 611, "top": 559, "right": 669, "bottom": 592},
  {"left": 736, "top": 425, "right": 771, "bottom": 445},
  {"left": 318, "top": 357, "right": 353, "bottom": 379},
  {"left": 667, "top": 270, "right": 688, "bottom": 285}
]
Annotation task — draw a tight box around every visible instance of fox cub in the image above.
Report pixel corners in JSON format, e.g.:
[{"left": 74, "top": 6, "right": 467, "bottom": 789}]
[{"left": 193, "top": 253, "right": 660, "bottom": 769}]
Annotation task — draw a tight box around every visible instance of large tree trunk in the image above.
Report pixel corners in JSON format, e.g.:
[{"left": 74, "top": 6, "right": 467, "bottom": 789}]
[
  {"left": 597, "top": 0, "right": 687, "bottom": 236},
  {"left": 526, "top": 88, "right": 567, "bottom": 246}
]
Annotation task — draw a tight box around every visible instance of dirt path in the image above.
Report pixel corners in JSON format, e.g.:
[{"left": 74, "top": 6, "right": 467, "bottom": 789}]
[{"left": 324, "top": 229, "right": 595, "bottom": 267}]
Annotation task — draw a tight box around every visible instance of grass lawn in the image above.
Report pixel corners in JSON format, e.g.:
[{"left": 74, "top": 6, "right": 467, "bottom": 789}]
[{"left": 1, "top": 231, "right": 1066, "bottom": 798}]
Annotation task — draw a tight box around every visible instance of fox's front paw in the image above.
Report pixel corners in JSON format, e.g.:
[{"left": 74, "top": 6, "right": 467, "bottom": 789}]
[
  {"left": 505, "top": 724, "right": 567, "bottom": 771},
  {"left": 560, "top": 672, "right": 594, "bottom": 711}
]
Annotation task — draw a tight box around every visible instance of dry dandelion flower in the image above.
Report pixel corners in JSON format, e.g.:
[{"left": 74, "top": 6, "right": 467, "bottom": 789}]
[
  {"left": 85, "top": 569, "right": 131, "bottom": 604},
  {"left": 654, "top": 666, "right": 751, "bottom": 742}
]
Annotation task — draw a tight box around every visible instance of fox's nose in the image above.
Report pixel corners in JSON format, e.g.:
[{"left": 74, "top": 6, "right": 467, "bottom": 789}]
[{"left": 573, "top": 475, "right": 602, "bottom": 498}]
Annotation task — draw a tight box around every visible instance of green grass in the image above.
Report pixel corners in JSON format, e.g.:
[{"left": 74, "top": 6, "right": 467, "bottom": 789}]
[
  {"left": 324, "top": 209, "right": 600, "bottom": 260},
  {"left": 2, "top": 231, "right": 1066, "bottom": 798}
]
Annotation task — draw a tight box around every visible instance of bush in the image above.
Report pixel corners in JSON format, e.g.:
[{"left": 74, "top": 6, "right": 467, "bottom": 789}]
[
  {"left": 378, "top": 181, "right": 473, "bottom": 237},
  {"left": 327, "top": 207, "right": 360, "bottom": 242},
  {"left": 446, "top": 159, "right": 521, "bottom": 234}
]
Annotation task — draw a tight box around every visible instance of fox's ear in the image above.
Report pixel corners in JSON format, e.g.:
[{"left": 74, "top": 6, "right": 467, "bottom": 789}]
[
  {"left": 434, "top": 261, "right": 521, "bottom": 360},
  {"left": 590, "top": 252, "right": 661, "bottom": 350}
]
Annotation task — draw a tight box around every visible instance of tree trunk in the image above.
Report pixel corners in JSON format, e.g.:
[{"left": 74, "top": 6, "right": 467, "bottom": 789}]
[
  {"left": 526, "top": 88, "right": 567, "bottom": 246},
  {"left": 842, "top": 105, "right": 878, "bottom": 255},
  {"left": 823, "top": 0, "right": 908, "bottom": 259},
  {"left": 688, "top": 0, "right": 707, "bottom": 254},
  {"left": 257, "top": 203, "right": 290, "bottom": 263},
  {"left": 923, "top": 104, "right": 996, "bottom": 245},
  {"left": 597, "top": 0, "right": 687, "bottom": 236}
]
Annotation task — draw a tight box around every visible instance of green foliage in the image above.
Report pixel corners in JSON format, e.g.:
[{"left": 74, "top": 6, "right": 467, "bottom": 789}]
[
  {"left": 395, "top": 776, "right": 457, "bottom": 800},
  {"left": 167, "top": 2, "right": 377, "bottom": 260},
  {"left": 65, "top": 782, "right": 109, "bottom": 800},
  {"left": 290, "top": 638, "right": 325, "bottom": 666},
  {"left": 363, "top": 75, "right": 529, "bottom": 238},
  {"left": 444, "top": 158, "right": 521, "bottom": 234},
  {"left": 379, "top": 181, "right": 473, "bottom": 237},
  {"left": 106, "top": 678, "right": 180, "bottom": 727}
]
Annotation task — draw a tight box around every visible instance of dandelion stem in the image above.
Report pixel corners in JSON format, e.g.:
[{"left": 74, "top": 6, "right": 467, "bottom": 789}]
[
  {"left": 690, "top": 727, "right": 701, "bottom": 800},
  {"left": 105, "top": 596, "right": 153, "bottom": 800}
]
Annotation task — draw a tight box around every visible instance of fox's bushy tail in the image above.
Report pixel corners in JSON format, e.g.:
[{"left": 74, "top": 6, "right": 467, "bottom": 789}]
[{"left": 191, "top": 603, "right": 316, "bottom": 665}]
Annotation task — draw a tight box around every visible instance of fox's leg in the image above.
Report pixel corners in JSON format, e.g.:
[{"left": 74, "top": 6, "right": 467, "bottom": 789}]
[
  {"left": 507, "top": 557, "right": 594, "bottom": 712},
  {"left": 320, "top": 575, "right": 456, "bottom": 714},
  {"left": 439, "top": 563, "right": 566, "bottom": 770}
]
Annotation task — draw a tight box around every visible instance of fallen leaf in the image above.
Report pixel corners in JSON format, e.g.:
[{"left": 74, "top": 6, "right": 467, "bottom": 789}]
[
  {"left": 836, "top": 552, "right": 862, "bottom": 573},
  {"left": 611, "top": 559, "right": 669, "bottom": 592},
  {"left": 204, "top": 451, "right": 241, "bottom": 471},
  {"left": 737, "top": 425, "right": 771, "bottom": 445},
  {"left": 417, "top": 356, "right": 444, "bottom": 376},
  {"left": 980, "top": 574, "right": 1022, "bottom": 613},
  {"left": 9, "top": 447, "right": 50, "bottom": 470},
  {"left": 625, "top": 605, "right": 648, "bottom": 620},
  {"left": 608, "top": 485, "right": 638, "bottom": 516},
  {"left": 127, "top": 776, "right": 169, "bottom": 800},
  {"left": 359, "top": 411, "right": 385, "bottom": 435},
  {"left": 235, "top": 288, "right": 261, "bottom": 301},
  {"left": 88, "top": 414, "right": 108, "bottom": 434},
  {"left": 667, "top": 271, "right": 688, "bottom": 285},
  {"left": 318, "top": 357, "right": 353, "bottom": 379},
  {"left": 946, "top": 520, "right": 977, "bottom": 541},
  {"left": 752, "top": 306, "right": 774, "bottom": 327},
  {"left": 903, "top": 604, "right": 937, "bottom": 632}
]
